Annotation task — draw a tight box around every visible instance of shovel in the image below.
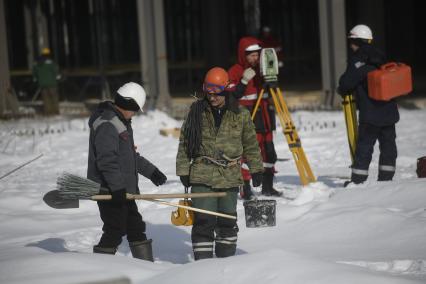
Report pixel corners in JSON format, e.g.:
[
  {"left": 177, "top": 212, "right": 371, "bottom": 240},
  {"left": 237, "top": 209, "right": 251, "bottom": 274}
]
[{"left": 43, "top": 190, "right": 235, "bottom": 219}]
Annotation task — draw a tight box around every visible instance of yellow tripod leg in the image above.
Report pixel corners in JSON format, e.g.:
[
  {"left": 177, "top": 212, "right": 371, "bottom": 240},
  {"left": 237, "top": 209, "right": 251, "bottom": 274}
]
[
  {"left": 342, "top": 96, "right": 354, "bottom": 162},
  {"left": 275, "top": 87, "right": 315, "bottom": 178},
  {"left": 251, "top": 88, "right": 265, "bottom": 120},
  {"left": 275, "top": 87, "right": 316, "bottom": 182},
  {"left": 350, "top": 95, "right": 358, "bottom": 144},
  {"left": 276, "top": 88, "right": 294, "bottom": 124},
  {"left": 269, "top": 88, "right": 309, "bottom": 185},
  {"left": 342, "top": 94, "right": 358, "bottom": 163},
  {"left": 269, "top": 87, "right": 316, "bottom": 185}
]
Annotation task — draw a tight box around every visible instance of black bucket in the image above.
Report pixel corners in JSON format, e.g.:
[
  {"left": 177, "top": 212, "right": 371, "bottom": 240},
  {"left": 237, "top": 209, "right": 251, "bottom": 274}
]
[{"left": 243, "top": 199, "right": 277, "bottom": 228}]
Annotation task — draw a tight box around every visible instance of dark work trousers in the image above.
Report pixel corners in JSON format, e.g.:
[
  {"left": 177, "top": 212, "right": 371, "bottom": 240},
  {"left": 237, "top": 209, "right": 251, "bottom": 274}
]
[
  {"left": 351, "top": 123, "right": 397, "bottom": 184},
  {"left": 191, "top": 185, "right": 239, "bottom": 260},
  {"left": 97, "top": 200, "right": 147, "bottom": 248},
  {"left": 41, "top": 87, "right": 59, "bottom": 115},
  {"left": 241, "top": 100, "right": 276, "bottom": 182},
  {"left": 241, "top": 132, "right": 277, "bottom": 181}
]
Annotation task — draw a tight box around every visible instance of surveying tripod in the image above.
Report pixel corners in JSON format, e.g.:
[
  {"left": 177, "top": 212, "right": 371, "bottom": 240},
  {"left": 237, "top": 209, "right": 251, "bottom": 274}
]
[
  {"left": 251, "top": 81, "right": 316, "bottom": 186},
  {"left": 342, "top": 94, "right": 358, "bottom": 163}
]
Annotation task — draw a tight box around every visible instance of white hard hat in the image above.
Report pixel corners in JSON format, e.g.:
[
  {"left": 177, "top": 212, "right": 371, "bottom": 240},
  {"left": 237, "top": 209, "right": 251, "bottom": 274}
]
[
  {"left": 116, "top": 82, "right": 146, "bottom": 111},
  {"left": 245, "top": 44, "right": 262, "bottom": 52},
  {"left": 348, "top": 24, "right": 373, "bottom": 40}
]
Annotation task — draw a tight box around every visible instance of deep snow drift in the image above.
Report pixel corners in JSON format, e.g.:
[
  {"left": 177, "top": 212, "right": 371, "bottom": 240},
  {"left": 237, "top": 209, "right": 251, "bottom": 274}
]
[{"left": 0, "top": 108, "right": 425, "bottom": 284}]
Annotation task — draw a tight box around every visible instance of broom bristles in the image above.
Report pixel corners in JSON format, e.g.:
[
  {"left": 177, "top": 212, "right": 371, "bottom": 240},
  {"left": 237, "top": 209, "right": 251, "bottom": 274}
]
[{"left": 56, "top": 172, "right": 101, "bottom": 200}]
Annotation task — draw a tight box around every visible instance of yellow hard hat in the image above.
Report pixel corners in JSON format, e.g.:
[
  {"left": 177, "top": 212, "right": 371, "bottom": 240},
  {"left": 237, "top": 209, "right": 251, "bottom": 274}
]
[{"left": 41, "top": 47, "right": 51, "bottom": 55}]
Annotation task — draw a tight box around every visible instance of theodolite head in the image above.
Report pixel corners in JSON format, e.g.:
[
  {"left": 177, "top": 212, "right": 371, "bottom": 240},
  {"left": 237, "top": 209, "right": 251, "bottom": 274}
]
[{"left": 260, "top": 48, "right": 279, "bottom": 82}]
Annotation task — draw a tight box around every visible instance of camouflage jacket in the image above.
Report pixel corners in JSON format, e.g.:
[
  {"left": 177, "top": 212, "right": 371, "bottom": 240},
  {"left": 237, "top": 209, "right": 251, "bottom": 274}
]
[{"left": 176, "top": 100, "right": 263, "bottom": 189}]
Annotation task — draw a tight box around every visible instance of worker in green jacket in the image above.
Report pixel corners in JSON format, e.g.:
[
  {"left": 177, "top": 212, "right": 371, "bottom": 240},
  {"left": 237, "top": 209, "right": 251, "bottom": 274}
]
[
  {"left": 32, "top": 47, "right": 61, "bottom": 115},
  {"left": 176, "top": 67, "right": 263, "bottom": 260}
]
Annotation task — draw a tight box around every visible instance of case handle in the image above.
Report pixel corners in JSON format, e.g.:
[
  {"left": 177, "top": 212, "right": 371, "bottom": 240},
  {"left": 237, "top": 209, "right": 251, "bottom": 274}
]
[{"left": 381, "top": 62, "right": 399, "bottom": 71}]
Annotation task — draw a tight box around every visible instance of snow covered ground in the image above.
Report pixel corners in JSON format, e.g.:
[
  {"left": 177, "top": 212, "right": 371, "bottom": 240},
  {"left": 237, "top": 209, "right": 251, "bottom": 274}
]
[{"left": 0, "top": 108, "right": 425, "bottom": 284}]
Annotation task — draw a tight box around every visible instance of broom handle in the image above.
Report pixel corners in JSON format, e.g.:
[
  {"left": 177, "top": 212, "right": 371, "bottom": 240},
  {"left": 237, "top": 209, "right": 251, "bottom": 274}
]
[
  {"left": 148, "top": 199, "right": 237, "bottom": 220},
  {"left": 90, "top": 192, "right": 226, "bottom": 201}
]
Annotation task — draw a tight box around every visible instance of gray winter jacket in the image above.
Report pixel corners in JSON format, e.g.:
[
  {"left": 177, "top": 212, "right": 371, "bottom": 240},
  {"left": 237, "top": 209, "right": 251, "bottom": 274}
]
[{"left": 87, "top": 102, "right": 156, "bottom": 194}]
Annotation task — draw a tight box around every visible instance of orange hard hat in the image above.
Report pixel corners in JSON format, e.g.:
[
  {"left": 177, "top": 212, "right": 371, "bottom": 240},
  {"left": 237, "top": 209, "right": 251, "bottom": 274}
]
[{"left": 203, "top": 67, "right": 229, "bottom": 94}]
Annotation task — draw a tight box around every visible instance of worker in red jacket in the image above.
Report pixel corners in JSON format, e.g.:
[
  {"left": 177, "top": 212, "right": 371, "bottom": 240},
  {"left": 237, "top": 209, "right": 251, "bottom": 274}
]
[{"left": 228, "top": 37, "right": 282, "bottom": 198}]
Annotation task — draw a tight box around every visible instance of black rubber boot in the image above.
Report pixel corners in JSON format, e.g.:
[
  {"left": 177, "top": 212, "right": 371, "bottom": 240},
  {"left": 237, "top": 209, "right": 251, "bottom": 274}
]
[
  {"left": 351, "top": 172, "right": 368, "bottom": 184},
  {"left": 194, "top": 250, "right": 214, "bottom": 261},
  {"left": 261, "top": 172, "right": 282, "bottom": 197},
  {"left": 378, "top": 170, "right": 394, "bottom": 181},
  {"left": 129, "top": 239, "right": 154, "bottom": 262},
  {"left": 242, "top": 180, "right": 254, "bottom": 200},
  {"left": 93, "top": 245, "right": 117, "bottom": 255}
]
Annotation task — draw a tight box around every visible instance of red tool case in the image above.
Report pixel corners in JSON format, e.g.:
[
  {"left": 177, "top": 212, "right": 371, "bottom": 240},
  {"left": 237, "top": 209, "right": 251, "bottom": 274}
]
[{"left": 367, "top": 62, "right": 412, "bottom": 101}]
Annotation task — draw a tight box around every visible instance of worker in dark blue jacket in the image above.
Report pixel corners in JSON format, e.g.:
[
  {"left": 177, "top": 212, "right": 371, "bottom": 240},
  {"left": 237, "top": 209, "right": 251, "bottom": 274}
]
[
  {"left": 337, "top": 24, "right": 399, "bottom": 185},
  {"left": 88, "top": 82, "right": 167, "bottom": 261}
]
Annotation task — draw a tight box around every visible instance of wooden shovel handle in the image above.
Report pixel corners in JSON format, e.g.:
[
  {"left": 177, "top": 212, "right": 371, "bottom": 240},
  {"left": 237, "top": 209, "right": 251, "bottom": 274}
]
[
  {"left": 90, "top": 192, "right": 226, "bottom": 200},
  {"left": 90, "top": 195, "right": 112, "bottom": 200}
]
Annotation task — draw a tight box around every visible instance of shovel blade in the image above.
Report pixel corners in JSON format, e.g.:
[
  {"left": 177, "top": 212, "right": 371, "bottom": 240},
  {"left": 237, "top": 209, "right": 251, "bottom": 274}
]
[{"left": 43, "top": 190, "right": 79, "bottom": 209}]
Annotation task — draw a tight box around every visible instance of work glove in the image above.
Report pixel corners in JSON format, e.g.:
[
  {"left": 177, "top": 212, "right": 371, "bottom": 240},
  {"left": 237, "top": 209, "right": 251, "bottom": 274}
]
[
  {"left": 251, "top": 172, "right": 263, "bottom": 187},
  {"left": 336, "top": 86, "right": 345, "bottom": 96},
  {"left": 241, "top": 68, "right": 256, "bottom": 85},
  {"left": 111, "top": 189, "right": 127, "bottom": 204},
  {"left": 179, "top": 175, "right": 190, "bottom": 188},
  {"left": 150, "top": 168, "right": 167, "bottom": 186}
]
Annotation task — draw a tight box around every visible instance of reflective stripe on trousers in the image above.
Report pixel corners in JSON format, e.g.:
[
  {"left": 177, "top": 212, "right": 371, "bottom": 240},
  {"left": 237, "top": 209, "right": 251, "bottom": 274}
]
[
  {"left": 352, "top": 168, "right": 368, "bottom": 176},
  {"left": 215, "top": 235, "right": 237, "bottom": 245},
  {"left": 379, "top": 165, "right": 395, "bottom": 172},
  {"left": 193, "top": 241, "right": 213, "bottom": 253}
]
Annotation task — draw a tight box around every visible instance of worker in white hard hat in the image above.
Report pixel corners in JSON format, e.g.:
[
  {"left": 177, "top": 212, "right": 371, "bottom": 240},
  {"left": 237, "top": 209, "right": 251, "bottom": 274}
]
[
  {"left": 337, "top": 24, "right": 400, "bottom": 186},
  {"left": 87, "top": 82, "right": 167, "bottom": 261}
]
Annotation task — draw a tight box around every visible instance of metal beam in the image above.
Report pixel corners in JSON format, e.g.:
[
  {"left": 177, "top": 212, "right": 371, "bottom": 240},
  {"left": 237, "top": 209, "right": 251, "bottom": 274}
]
[
  {"left": 36, "top": 0, "right": 49, "bottom": 52},
  {"left": 24, "top": 2, "right": 34, "bottom": 69},
  {"left": 152, "top": 0, "right": 171, "bottom": 111},
  {"left": 136, "top": 0, "right": 171, "bottom": 111},
  {"left": 0, "top": 0, "right": 10, "bottom": 116},
  {"left": 318, "top": 0, "right": 347, "bottom": 107}
]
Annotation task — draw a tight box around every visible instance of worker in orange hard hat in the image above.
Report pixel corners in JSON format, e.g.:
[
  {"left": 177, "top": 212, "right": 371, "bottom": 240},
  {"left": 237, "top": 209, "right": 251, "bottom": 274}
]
[{"left": 176, "top": 67, "right": 263, "bottom": 260}]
